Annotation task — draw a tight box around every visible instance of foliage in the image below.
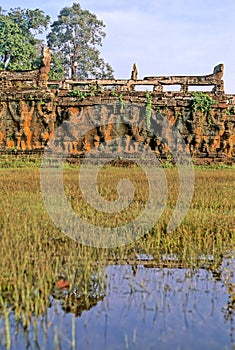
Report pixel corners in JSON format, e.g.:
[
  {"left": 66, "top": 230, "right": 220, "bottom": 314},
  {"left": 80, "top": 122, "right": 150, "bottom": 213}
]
[
  {"left": 8, "top": 7, "right": 50, "bottom": 35},
  {"left": 0, "top": 15, "right": 28, "bottom": 69},
  {"left": 109, "top": 91, "right": 125, "bottom": 110},
  {"left": 0, "top": 4, "right": 114, "bottom": 80},
  {"left": 226, "top": 107, "right": 234, "bottom": 115},
  {"left": 68, "top": 88, "right": 88, "bottom": 101},
  {"left": 47, "top": 2, "right": 114, "bottom": 80},
  {"left": 145, "top": 91, "right": 152, "bottom": 129},
  {"left": 161, "top": 154, "right": 175, "bottom": 168},
  {"left": 191, "top": 92, "right": 216, "bottom": 129},
  {"left": 118, "top": 93, "right": 125, "bottom": 112},
  {"left": 110, "top": 90, "right": 118, "bottom": 97},
  {"left": 0, "top": 7, "right": 50, "bottom": 70},
  {"left": 155, "top": 106, "right": 161, "bottom": 113},
  {"left": 191, "top": 92, "right": 215, "bottom": 115},
  {"left": 88, "top": 84, "right": 96, "bottom": 96},
  {"left": 68, "top": 84, "right": 109, "bottom": 101},
  {"left": 49, "top": 53, "right": 66, "bottom": 81}
]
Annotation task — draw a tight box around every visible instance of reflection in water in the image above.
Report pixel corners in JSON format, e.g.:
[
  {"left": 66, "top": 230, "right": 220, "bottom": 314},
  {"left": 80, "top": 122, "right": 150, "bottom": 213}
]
[
  {"left": 0, "top": 258, "right": 234, "bottom": 350},
  {"left": 52, "top": 273, "right": 106, "bottom": 317}
]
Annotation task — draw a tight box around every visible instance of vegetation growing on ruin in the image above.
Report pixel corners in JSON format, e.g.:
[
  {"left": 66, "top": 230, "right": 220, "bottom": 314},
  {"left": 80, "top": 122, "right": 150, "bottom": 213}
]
[
  {"left": 191, "top": 92, "right": 216, "bottom": 115},
  {"left": 68, "top": 88, "right": 88, "bottom": 101},
  {"left": 145, "top": 91, "right": 152, "bottom": 129}
]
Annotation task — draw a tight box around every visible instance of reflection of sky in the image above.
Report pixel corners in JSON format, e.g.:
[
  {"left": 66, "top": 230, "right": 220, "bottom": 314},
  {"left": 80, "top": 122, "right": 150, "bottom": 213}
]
[
  {"left": 4, "top": 263, "right": 234, "bottom": 350},
  {"left": 1, "top": 0, "right": 235, "bottom": 93}
]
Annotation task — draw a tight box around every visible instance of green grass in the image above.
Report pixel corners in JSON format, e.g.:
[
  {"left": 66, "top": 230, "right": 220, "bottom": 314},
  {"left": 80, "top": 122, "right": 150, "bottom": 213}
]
[{"left": 0, "top": 154, "right": 42, "bottom": 168}]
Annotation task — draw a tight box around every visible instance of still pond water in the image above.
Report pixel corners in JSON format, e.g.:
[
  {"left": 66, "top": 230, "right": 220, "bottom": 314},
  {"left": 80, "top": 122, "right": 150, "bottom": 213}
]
[{"left": 0, "top": 257, "right": 234, "bottom": 350}]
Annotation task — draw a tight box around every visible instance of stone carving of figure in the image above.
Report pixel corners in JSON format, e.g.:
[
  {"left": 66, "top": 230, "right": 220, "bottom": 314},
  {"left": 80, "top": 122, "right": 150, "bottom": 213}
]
[
  {"left": 224, "top": 132, "right": 235, "bottom": 157},
  {"left": 213, "top": 63, "right": 224, "bottom": 80},
  {"left": 8, "top": 101, "right": 35, "bottom": 150},
  {"left": 209, "top": 110, "right": 226, "bottom": 154},
  {"left": 65, "top": 107, "right": 81, "bottom": 153},
  {"left": 131, "top": 63, "right": 138, "bottom": 81},
  {"left": 37, "top": 101, "right": 56, "bottom": 144},
  {"left": 82, "top": 135, "right": 91, "bottom": 152},
  {"left": 38, "top": 47, "right": 51, "bottom": 88}
]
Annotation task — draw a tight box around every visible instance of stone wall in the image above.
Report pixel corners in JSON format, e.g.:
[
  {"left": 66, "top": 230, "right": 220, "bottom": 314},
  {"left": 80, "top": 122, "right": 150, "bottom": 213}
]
[{"left": 0, "top": 62, "right": 234, "bottom": 164}]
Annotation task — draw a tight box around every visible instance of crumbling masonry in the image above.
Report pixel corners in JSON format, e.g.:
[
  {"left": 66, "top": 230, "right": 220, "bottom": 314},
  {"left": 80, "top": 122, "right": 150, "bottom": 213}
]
[{"left": 0, "top": 51, "right": 234, "bottom": 165}]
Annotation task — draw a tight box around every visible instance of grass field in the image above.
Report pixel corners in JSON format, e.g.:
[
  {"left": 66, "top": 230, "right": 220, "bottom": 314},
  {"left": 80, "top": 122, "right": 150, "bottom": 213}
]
[{"left": 0, "top": 157, "right": 234, "bottom": 347}]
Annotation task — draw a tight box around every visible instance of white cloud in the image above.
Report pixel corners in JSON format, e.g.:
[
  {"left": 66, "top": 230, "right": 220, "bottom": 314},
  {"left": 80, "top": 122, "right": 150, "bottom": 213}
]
[
  {"left": 1, "top": 0, "right": 235, "bottom": 92},
  {"left": 94, "top": 2, "right": 235, "bottom": 93}
]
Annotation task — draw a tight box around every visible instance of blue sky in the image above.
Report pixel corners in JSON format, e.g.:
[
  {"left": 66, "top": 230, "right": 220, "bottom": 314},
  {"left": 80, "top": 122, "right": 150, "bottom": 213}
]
[{"left": 1, "top": 0, "right": 235, "bottom": 93}]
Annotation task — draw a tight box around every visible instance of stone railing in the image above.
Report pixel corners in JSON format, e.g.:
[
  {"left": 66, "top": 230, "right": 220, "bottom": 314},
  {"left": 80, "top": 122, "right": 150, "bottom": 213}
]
[
  {"left": 47, "top": 63, "right": 224, "bottom": 95},
  {"left": 0, "top": 47, "right": 51, "bottom": 89}
]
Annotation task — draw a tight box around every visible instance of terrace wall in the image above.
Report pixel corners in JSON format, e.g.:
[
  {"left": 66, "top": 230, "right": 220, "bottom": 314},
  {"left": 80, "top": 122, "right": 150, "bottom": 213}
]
[{"left": 0, "top": 59, "right": 234, "bottom": 165}]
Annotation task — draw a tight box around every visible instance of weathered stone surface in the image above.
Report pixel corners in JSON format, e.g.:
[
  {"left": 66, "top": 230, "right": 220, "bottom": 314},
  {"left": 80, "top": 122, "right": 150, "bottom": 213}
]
[
  {"left": 0, "top": 46, "right": 51, "bottom": 90},
  {"left": 131, "top": 63, "right": 138, "bottom": 80},
  {"left": 0, "top": 62, "right": 234, "bottom": 164},
  {"left": 38, "top": 47, "right": 51, "bottom": 88},
  {"left": 144, "top": 64, "right": 225, "bottom": 95}
]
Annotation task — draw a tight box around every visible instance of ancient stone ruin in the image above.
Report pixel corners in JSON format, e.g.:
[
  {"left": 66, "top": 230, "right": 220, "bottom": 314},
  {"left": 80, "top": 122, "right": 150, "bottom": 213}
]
[{"left": 0, "top": 55, "right": 234, "bottom": 165}]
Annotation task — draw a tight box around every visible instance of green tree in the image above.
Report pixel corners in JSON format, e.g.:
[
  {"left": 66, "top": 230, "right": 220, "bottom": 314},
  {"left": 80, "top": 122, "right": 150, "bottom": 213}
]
[
  {"left": 47, "top": 2, "right": 114, "bottom": 79},
  {"left": 8, "top": 8, "right": 50, "bottom": 35},
  {"left": 49, "top": 53, "right": 66, "bottom": 80},
  {"left": 0, "top": 7, "right": 50, "bottom": 70}
]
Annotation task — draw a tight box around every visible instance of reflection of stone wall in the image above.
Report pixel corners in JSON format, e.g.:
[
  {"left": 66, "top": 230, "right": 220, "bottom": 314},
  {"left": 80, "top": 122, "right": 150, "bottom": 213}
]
[{"left": 0, "top": 63, "right": 234, "bottom": 164}]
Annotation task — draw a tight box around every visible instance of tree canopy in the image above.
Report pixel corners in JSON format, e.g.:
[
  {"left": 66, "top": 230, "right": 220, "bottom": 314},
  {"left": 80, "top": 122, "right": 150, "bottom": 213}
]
[
  {"left": 0, "top": 8, "right": 50, "bottom": 70},
  {"left": 47, "top": 2, "right": 114, "bottom": 79},
  {"left": 0, "top": 3, "right": 114, "bottom": 79}
]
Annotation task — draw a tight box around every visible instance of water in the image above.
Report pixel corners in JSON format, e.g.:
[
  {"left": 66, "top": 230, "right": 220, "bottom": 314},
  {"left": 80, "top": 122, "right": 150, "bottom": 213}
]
[{"left": 0, "top": 259, "right": 234, "bottom": 350}]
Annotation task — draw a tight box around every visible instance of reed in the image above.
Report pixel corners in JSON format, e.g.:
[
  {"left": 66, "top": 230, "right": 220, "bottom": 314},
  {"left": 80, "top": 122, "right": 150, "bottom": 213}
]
[{"left": 0, "top": 160, "right": 234, "bottom": 335}]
